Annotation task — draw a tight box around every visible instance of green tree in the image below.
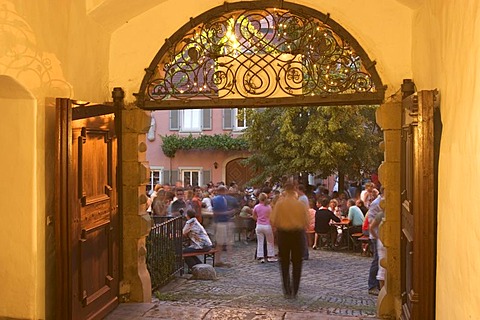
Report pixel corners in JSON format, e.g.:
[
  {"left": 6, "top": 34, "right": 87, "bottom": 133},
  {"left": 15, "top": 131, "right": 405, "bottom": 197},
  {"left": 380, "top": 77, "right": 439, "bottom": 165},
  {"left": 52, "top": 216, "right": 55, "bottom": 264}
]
[{"left": 242, "top": 105, "right": 383, "bottom": 190}]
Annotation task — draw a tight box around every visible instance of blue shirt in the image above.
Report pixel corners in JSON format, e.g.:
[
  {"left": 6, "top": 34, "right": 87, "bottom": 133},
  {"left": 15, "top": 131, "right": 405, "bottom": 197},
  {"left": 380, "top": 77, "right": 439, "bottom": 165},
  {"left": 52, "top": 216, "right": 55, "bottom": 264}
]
[
  {"left": 348, "top": 205, "right": 365, "bottom": 226},
  {"left": 212, "top": 195, "right": 230, "bottom": 223}
]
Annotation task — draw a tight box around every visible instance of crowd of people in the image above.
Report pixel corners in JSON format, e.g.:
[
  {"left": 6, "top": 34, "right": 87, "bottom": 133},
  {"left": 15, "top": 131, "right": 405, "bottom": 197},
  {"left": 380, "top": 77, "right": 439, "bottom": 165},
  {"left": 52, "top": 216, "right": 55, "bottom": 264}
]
[{"left": 146, "top": 179, "right": 385, "bottom": 298}]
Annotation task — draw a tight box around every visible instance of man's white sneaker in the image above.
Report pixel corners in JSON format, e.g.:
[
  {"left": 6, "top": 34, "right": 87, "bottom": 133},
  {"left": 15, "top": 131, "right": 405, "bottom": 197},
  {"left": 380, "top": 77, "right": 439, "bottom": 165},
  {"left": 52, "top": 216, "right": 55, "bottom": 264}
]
[{"left": 267, "top": 257, "right": 278, "bottom": 262}]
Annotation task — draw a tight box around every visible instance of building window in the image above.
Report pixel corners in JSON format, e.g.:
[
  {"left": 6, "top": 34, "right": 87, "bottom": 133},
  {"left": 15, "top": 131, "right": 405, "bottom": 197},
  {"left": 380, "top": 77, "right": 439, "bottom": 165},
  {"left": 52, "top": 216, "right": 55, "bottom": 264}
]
[
  {"left": 181, "top": 109, "right": 202, "bottom": 132},
  {"left": 147, "top": 167, "right": 163, "bottom": 195},
  {"left": 180, "top": 168, "right": 201, "bottom": 187},
  {"left": 170, "top": 109, "right": 212, "bottom": 132},
  {"left": 235, "top": 108, "right": 249, "bottom": 130},
  {"left": 223, "top": 108, "right": 251, "bottom": 131}
]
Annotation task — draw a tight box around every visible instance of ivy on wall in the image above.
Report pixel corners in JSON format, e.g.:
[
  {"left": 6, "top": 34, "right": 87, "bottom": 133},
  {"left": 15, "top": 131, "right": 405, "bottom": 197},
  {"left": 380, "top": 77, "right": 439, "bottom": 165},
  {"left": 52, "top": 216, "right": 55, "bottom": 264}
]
[{"left": 160, "top": 134, "right": 249, "bottom": 157}]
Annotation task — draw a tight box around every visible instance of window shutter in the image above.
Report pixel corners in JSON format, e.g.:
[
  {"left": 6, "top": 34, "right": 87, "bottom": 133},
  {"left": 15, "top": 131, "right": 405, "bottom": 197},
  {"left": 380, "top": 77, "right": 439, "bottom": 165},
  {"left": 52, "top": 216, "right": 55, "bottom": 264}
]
[
  {"left": 169, "top": 110, "right": 179, "bottom": 130},
  {"left": 163, "top": 170, "right": 170, "bottom": 185},
  {"left": 171, "top": 170, "right": 179, "bottom": 185},
  {"left": 203, "top": 170, "right": 211, "bottom": 187},
  {"left": 222, "top": 108, "right": 233, "bottom": 129},
  {"left": 202, "top": 109, "right": 212, "bottom": 130}
]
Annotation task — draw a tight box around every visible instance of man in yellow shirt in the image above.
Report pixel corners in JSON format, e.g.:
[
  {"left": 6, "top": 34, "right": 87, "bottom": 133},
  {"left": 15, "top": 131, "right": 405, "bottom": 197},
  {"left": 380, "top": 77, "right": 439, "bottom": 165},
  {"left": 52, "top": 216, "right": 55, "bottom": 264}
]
[{"left": 270, "top": 183, "right": 310, "bottom": 299}]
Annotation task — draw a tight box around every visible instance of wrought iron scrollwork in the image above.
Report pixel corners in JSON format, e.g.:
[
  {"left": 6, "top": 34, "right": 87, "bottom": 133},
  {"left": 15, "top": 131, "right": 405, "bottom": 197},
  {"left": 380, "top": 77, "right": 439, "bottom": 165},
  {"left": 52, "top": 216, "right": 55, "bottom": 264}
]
[
  {"left": 140, "top": 4, "right": 384, "bottom": 107},
  {"left": 0, "top": 3, "right": 73, "bottom": 97}
]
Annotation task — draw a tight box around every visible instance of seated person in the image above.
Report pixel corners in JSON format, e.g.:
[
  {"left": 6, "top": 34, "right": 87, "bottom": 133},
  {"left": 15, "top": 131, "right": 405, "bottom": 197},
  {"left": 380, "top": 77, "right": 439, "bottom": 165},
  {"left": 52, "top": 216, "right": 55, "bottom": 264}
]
[
  {"left": 356, "top": 199, "right": 368, "bottom": 216},
  {"left": 362, "top": 213, "right": 370, "bottom": 236},
  {"left": 313, "top": 197, "right": 341, "bottom": 249},
  {"left": 347, "top": 198, "right": 365, "bottom": 234},
  {"left": 182, "top": 209, "right": 213, "bottom": 269},
  {"left": 328, "top": 198, "right": 342, "bottom": 218},
  {"left": 307, "top": 198, "right": 316, "bottom": 234}
]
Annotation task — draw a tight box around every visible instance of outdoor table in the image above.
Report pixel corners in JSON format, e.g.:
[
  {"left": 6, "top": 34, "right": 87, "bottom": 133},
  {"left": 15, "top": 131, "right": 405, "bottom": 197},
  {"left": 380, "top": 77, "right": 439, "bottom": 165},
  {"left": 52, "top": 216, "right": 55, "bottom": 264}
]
[{"left": 330, "top": 218, "right": 352, "bottom": 249}]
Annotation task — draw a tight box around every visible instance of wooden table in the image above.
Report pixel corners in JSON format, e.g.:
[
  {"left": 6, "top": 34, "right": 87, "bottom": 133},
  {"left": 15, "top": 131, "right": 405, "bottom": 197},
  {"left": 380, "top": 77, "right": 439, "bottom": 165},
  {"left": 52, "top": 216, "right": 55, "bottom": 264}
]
[{"left": 330, "top": 219, "right": 352, "bottom": 249}]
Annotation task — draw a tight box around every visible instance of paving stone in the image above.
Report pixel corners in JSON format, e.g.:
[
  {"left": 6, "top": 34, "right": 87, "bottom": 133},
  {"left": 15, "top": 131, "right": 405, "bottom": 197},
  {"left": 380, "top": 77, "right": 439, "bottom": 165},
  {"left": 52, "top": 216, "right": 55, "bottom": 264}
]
[
  {"left": 106, "top": 240, "right": 380, "bottom": 319},
  {"left": 103, "top": 303, "right": 155, "bottom": 319},
  {"left": 204, "top": 307, "right": 284, "bottom": 320},
  {"left": 142, "top": 305, "right": 209, "bottom": 319},
  {"left": 285, "top": 311, "right": 369, "bottom": 320}
]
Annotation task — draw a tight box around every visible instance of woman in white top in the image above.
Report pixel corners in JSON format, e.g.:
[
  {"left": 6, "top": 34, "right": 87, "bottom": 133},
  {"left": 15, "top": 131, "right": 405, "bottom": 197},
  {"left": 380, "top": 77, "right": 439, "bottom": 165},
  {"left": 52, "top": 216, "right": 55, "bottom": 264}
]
[
  {"left": 360, "top": 182, "right": 379, "bottom": 208},
  {"left": 201, "top": 191, "right": 213, "bottom": 214}
]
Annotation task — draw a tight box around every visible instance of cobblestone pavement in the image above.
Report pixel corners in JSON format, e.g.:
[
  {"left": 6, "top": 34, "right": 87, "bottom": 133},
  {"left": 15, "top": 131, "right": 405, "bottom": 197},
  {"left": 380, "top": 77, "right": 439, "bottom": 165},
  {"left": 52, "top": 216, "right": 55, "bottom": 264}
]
[{"left": 105, "top": 240, "right": 379, "bottom": 320}]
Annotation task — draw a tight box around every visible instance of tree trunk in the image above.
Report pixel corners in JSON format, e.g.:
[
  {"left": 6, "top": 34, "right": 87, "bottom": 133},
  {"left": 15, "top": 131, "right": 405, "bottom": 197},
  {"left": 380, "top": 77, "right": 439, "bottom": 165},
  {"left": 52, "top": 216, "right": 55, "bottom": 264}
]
[
  {"left": 300, "top": 172, "right": 309, "bottom": 187},
  {"left": 338, "top": 171, "right": 345, "bottom": 197}
]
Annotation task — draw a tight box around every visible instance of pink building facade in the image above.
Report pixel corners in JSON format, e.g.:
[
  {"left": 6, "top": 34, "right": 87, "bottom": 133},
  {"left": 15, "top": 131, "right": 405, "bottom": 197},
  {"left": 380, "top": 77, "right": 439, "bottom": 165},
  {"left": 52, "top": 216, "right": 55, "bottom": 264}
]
[
  {"left": 145, "top": 108, "right": 341, "bottom": 194},
  {"left": 145, "top": 108, "right": 253, "bottom": 192}
]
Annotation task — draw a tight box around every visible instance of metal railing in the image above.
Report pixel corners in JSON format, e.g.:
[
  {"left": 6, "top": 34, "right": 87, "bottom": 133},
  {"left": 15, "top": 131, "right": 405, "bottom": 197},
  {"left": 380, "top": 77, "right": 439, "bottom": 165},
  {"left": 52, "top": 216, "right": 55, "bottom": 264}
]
[{"left": 146, "top": 216, "right": 184, "bottom": 290}]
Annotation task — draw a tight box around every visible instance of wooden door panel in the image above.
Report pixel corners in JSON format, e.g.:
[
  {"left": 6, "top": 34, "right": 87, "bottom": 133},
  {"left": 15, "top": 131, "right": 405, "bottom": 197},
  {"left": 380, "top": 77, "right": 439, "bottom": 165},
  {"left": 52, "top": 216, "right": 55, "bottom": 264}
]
[
  {"left": 74, "top": 120, "right": 118, "bottom": 320},
  {"left": 400, "top": 91, "right": 438, "bottom": 320},
  {"left": 401, "top": 119, "right": 415, "bottom": 317},
  {"left": 79, "top": 222, "right": 112, "bottom": 306},
  {"left": 56, "top": 99, "right": 119, "bottom": 320},
  {"left": 77, "top": 128, "right": 113, "bottom": 201},
  {"left": 226, "top": 158, "right": 256, "bottom": 188}
]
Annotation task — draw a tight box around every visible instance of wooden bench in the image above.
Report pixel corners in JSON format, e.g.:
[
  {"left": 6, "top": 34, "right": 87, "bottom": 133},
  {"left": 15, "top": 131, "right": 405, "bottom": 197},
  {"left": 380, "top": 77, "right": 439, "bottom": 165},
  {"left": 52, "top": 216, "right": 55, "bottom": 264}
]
[
  {"left": 357, "top": 236, "right": 372, "bottom": 256},
  {"left": 312, "top": 232, "right": 334, "bottom": 249},
  {"left": 182, "top": 248, "right": 219, "bottom": 266},
  {"left": 350, "top": 232, "right": 364, "bottom": 252}
]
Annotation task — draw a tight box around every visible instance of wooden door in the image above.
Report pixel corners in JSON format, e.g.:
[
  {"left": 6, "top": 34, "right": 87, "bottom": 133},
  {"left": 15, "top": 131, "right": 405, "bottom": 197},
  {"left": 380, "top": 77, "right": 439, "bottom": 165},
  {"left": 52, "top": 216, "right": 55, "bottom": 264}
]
[
  {"left": 400, "top": 91, "right": 440, "bottom": 320},
  {"left": 225, "top": 158, "right": 256, "bottom": 189},
  {"left": 55, "top": 99, "right": 120, "bottom": 320}
]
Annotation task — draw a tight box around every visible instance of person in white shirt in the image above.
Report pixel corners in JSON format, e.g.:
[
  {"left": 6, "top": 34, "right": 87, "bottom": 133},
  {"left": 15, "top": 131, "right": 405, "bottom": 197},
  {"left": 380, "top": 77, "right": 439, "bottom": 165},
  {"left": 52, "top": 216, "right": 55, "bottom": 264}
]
[
  {"left": 146, "top": 184, "right": 162, "bottom": 215},
  {"left": 201, "top": 191, "right": 213, "bottom": 213},
  {"left": 360, "top": 182, "right": 379, "bottom": 209},
  {"left": 182, "top": 209, "right": 213, "bottom": 269}
]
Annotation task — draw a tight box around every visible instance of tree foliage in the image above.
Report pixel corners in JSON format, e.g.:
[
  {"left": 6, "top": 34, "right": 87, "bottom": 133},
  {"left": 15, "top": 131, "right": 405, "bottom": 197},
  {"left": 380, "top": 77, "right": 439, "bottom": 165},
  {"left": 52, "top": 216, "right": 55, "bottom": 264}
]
[{"left": 242, "top": 106, "right": 383, "bottom": 186}]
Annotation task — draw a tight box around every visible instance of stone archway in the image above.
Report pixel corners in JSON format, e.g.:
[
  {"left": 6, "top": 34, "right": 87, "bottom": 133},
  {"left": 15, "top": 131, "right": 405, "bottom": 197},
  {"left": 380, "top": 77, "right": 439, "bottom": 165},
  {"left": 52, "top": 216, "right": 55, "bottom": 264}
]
[
  {"left": 121, "top": 2, "right": 405, "bottom": 319},
  {"left": 136, "top": 1, "right": 385, "bottom": 110}
]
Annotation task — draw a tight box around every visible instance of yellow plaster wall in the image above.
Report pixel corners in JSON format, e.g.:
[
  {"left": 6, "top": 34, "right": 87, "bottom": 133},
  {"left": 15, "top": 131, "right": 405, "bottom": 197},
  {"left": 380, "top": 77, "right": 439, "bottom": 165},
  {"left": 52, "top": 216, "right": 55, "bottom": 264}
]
[
  {"left": 109, "top": 0, "right": 413, "bottom": 102},
  {"left": 412, "top": 1, "right": 480, "bottom": 319},
  {"left": 2, "top": 0, "right": 112, "bottom": 103},
  {"left": 87, "top": 0, "right": 169, "bottom": 31},
  {"left": 4, "top": 0, "right": 478, "bottom": 318},
  {"left": 0, "top": 77, "right": 41, "bottom": 319},
  {"left": 0, "top": 1, "right": 113, "bottom": 318},
  {"left": 303, "top": 0, "right": 413, "bottom": 95}
]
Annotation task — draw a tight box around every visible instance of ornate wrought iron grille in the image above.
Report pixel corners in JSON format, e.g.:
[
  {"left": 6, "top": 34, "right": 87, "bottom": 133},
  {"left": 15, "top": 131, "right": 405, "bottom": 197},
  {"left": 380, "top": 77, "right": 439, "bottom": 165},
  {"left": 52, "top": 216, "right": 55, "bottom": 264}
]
[{"left": 137, "top": 2, "right": 385, "bottom": 109}]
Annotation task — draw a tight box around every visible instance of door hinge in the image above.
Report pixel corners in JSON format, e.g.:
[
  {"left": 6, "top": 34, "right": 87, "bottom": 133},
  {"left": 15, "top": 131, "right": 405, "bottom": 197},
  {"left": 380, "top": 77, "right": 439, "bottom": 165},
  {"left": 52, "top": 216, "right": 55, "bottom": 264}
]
[{"left": 46, "top": 215, "right": 54, "bottom": 226}]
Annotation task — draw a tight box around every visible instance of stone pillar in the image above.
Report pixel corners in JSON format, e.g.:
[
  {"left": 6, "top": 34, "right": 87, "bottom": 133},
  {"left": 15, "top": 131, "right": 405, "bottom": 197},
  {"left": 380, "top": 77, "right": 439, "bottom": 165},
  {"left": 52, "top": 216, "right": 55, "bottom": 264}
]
[
  {"left": 114, "top": 88, "right": 153, "bottom": 302},
  {"left": 376, "top": 101, "right": 402, "bottom": 319}
]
